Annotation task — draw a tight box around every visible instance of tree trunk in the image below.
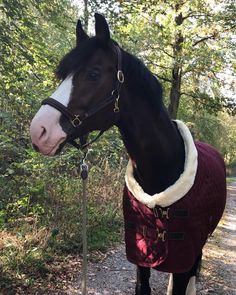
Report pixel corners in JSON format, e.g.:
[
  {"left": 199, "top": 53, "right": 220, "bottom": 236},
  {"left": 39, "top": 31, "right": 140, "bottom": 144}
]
[
  {"left": 168, "top": 64, "right": 182, "bottom": 119},
  {"left": 168, "top": 8, "right": 184, "bottom": 119},
  {"left": 83, "top": 0, "right": 89, "bottom": 32}
]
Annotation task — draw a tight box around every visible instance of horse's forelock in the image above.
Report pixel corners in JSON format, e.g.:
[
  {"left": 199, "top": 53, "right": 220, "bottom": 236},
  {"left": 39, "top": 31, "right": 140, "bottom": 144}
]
[{"left": 56, "top": 38, "right": 112, "bottom": 81}]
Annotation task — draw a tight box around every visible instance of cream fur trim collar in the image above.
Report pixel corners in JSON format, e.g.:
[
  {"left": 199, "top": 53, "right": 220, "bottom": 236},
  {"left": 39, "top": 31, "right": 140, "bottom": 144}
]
[{"left": 125, "top": 120, "right": 198, "bottom": 208}]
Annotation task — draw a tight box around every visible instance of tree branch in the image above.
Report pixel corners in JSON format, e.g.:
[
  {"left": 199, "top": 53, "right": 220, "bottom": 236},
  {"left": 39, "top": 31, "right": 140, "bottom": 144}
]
[
  {"left": 147, "top": 61, "right": 172, "bottom": 70},
  {"left": 180, "top": 92, "right": 209, "bottom": 107},
  {"left": 162, "top": 48, "right": 174, "bottom": 58},
  {"left": 141, "top": 45, "right": 174, "bottom": 59},
  {"left": 152, "top": 72, "right": 172, "bottom": 83},
  {"left": 193, "top": 34, "right": 216, "bottom": 46},
  {"left": 181, "top": 92, "right": 197, "bottom": 98},
  {"left": 183, "top": 12, "right": 213, "bottom": 21}
]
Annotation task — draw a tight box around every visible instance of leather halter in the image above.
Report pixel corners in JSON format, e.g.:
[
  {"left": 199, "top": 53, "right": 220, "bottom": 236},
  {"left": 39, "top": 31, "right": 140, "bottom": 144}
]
[
  {"left": 41, "top": 45, "right": 124, "bottom": 150},
  {"left": 41, "top": 45, "right": 124, "bottom": 127}
]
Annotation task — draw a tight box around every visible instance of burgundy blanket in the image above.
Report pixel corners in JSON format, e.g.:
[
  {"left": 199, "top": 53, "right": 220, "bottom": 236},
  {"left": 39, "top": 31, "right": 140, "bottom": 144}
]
[{"left": 123, "top": 142, "right": 226, "bottom": 273}]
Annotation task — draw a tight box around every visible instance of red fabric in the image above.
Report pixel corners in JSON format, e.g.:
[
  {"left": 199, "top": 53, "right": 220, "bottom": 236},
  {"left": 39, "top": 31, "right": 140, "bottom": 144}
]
[{"left": 123, "top": 142, "right": 226, "bottom": 273}]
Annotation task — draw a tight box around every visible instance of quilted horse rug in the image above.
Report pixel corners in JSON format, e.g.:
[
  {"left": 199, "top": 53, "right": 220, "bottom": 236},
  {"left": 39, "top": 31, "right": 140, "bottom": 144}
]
[{"left": 123, "top": 120, "right": 227, "bottom": 273}]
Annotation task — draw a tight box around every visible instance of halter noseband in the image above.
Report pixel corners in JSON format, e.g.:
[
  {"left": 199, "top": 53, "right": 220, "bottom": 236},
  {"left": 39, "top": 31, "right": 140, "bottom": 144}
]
[{"left": 41, "top": 44, "right": 124, "bottom": 127}]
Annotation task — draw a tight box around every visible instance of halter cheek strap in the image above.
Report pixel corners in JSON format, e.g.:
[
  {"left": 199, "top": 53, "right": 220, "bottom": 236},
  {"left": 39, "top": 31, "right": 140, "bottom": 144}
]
[{"left": 41, "top": 45, "right": 124, "bottom": 149}]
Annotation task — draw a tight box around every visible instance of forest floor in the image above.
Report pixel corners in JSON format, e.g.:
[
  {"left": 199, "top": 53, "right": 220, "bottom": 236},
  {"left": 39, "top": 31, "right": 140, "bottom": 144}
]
[{"left": 10, "top": 181, "right": 236, "bottom": 295}]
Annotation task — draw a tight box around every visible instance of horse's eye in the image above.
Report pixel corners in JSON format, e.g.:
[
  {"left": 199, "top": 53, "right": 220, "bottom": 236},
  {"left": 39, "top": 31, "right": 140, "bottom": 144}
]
[{"left": 86, "top": 71, "right": 100, "bottom": 81}]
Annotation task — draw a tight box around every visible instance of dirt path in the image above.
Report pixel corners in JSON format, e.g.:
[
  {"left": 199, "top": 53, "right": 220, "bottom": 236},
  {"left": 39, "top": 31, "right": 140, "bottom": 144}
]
[{"left": 72, "top": 182, "right": 236, "bottom": 295}]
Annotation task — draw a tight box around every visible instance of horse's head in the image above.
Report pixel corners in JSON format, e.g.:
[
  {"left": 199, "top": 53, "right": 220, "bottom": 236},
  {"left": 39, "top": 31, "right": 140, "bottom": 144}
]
[{"left": 30, "top": 13, "right": 124, "bottom": 156}]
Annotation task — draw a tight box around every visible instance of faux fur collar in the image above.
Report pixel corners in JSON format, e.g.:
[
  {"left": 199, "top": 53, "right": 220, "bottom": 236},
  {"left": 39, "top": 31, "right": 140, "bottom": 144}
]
[{"left": 125, "top": 120, "right": 198, "bottom": 208}]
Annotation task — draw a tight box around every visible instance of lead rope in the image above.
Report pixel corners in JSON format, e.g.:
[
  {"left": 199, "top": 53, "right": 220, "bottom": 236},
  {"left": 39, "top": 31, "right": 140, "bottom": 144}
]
[{"left": 78, "top": 149, "right": 89, "bottom": 295}]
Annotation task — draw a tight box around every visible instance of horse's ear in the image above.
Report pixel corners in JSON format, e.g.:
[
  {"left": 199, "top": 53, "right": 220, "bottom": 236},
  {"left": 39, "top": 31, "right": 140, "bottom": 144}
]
[
  {"left": 76, "top": 20, "right": 89, "bottom": 45},
  {"left": 95, "top": 13, "right": 110, "bottom": 43}
]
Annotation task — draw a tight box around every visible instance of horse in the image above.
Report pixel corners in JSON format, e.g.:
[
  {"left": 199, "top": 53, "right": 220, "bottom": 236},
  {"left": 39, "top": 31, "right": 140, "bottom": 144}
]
[{"left": 30, "top": 13, "right": 227, "bottom": 295}]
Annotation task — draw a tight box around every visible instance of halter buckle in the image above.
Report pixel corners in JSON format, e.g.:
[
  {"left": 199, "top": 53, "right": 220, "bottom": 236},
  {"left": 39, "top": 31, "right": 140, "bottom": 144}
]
[
  {"left": 117, "top": 70, "right": 124, "bottom": 83},
  {"left": 71, "top": 115, "right": 82, "bottom": 127}
]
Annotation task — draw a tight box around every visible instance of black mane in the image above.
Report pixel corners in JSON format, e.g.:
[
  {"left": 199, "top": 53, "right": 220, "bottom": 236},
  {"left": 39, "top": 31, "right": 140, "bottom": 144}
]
[{"left": 122, "top": 49, "right": 164, "bottom": 111}]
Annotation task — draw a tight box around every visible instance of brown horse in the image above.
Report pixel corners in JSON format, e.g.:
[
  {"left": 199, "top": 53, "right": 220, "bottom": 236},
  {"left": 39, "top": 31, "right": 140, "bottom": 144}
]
[{"left": 30, "top": 13, "right": 226, "bottom": 295}]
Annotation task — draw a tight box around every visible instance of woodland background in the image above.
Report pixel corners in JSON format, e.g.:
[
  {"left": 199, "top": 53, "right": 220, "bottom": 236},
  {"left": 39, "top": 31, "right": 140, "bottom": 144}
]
[{"left": 0, "top": 0, "right": 236, "bottom": 292}]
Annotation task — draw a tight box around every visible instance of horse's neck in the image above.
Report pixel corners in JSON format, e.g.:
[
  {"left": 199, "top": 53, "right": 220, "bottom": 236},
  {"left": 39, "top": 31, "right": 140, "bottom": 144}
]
[{"left": 117, "top": 91, "right": 185, "bottom": 195}]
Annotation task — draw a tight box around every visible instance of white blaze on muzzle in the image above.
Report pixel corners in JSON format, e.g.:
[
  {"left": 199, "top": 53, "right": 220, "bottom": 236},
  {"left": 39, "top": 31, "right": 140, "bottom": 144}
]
[{"left": 30, "top": 75, "right": 73, "bottom": 156}]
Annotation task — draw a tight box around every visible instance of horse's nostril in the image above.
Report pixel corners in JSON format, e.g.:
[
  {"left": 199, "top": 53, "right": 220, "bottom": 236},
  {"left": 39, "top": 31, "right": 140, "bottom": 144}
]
[
  {"left": 40, "top": 126, "right": 47, "bottom": 139},
  {"left": 32, "top": 144, "right": 39, "bottom": 152}
]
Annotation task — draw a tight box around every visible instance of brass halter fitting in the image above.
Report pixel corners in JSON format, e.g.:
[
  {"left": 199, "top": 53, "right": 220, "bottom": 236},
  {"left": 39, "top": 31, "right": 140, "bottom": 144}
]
[
  {"left": 117, "top": 70, "right": 125, "bottom": 83},
  {"left": 114, "top": 95, "right": 120, "bottom": 113},
  {"left": 112, "top": 89, "right": 121, "bottom": 113},
  {"left": 112, "top": 69, "right": 124, "bottom": 113},
  {"left": 71, "top": 115, "right": 82, "bottom": 127}
]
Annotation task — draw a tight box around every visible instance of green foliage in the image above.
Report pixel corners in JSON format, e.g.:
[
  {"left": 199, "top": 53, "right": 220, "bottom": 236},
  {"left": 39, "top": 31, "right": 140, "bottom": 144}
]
[
  {"left": 0, "top": 0, "right": 236, "bottom": 292},
  {"left": 179, "top": 96, "right": 236, "bottom": 170},
  {"left": 111, "top": 0, "right": 236, "bottom": 116},
  {"left": 0, "top": 0, "right": 125, "bottom": 290}
]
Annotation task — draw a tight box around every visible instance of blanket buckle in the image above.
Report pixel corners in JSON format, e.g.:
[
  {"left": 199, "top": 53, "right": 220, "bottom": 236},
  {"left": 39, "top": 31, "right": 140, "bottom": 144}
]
[{"left": 157, "top": 229, "right": 167, "bottom": 242}]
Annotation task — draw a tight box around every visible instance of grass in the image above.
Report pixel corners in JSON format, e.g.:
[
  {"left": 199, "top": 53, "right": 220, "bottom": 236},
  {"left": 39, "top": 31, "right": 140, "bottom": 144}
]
[
  {"left": 226, "top": 177, "right": 236, "bottom": 184},
  {"left": 0, "top": 159, "right": 125, "bottom": 293}
]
